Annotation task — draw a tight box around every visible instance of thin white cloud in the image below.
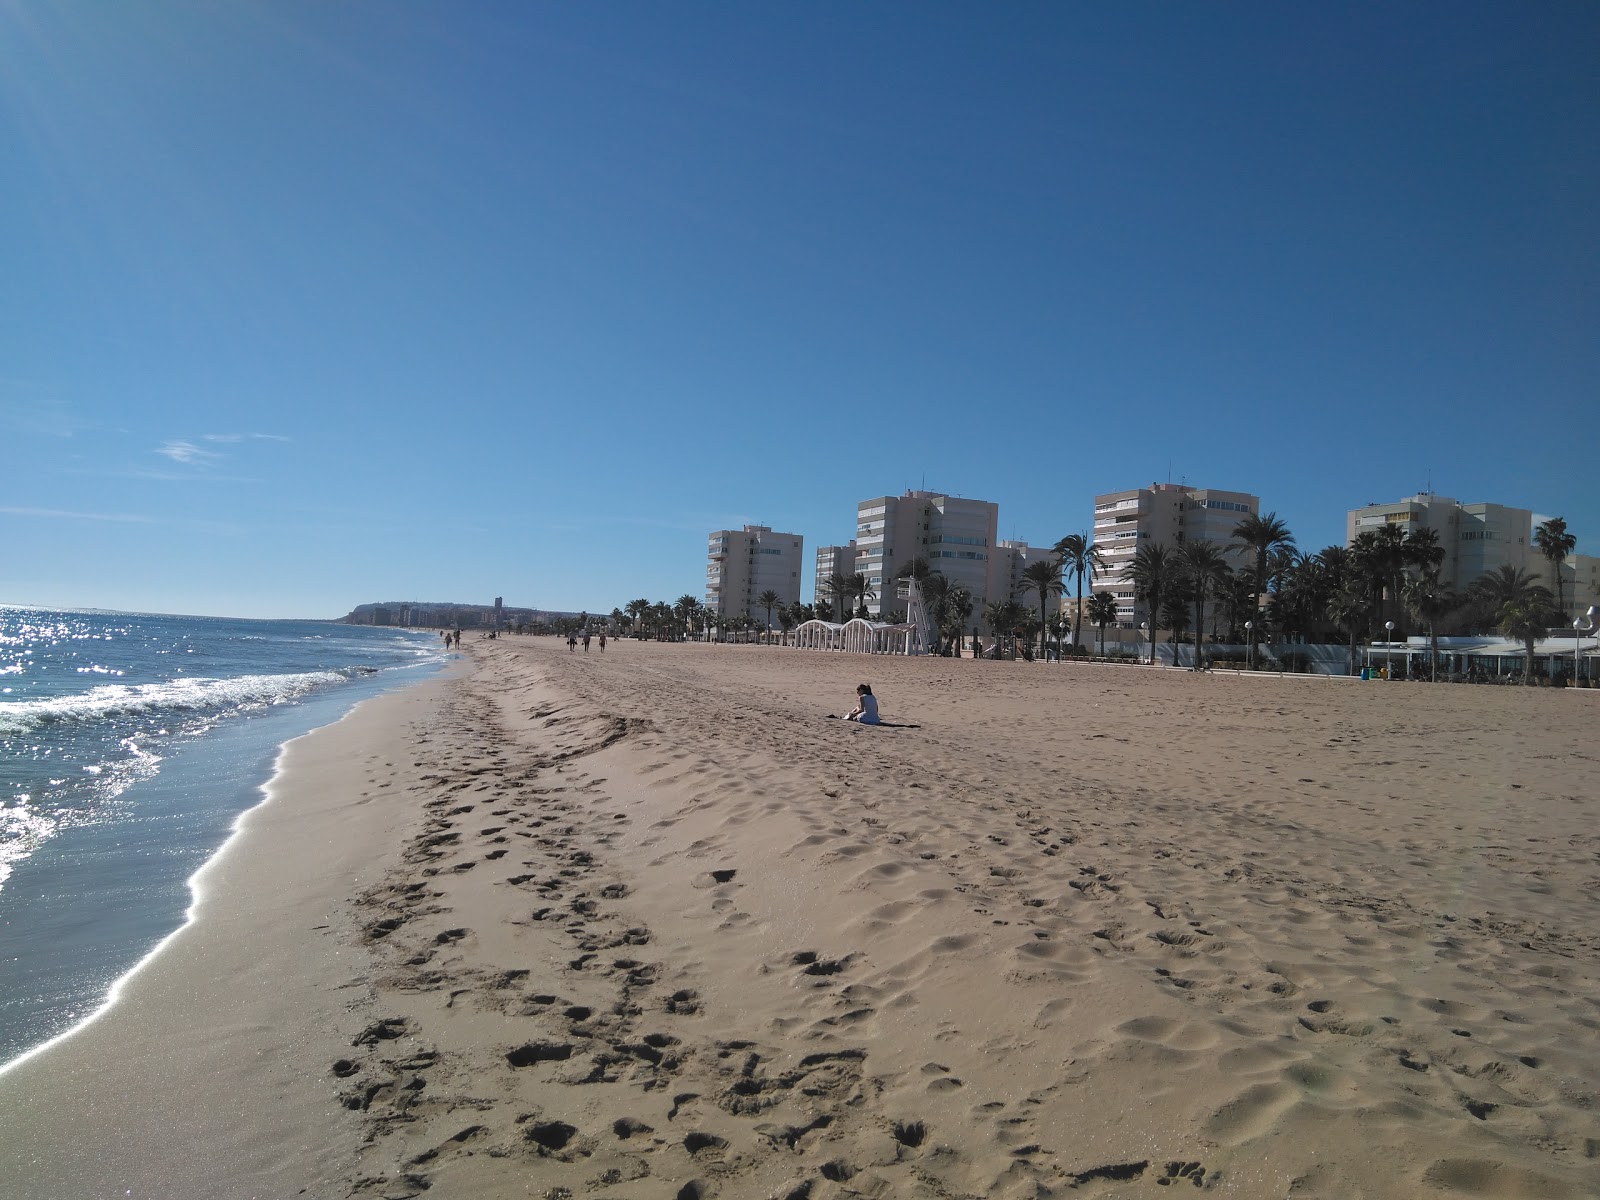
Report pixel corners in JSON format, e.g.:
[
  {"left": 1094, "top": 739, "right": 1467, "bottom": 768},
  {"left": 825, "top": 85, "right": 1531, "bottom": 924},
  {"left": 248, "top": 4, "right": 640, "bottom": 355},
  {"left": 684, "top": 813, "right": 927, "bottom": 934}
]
[
  {"left": 202, "top": 432, "right": 291, "bottom": 444},
  {"left": 156, "top": 440, "right": 222, "bottom": 465},
  {"left": 0, "top": 506, "right": 153, "bottom": 523}
]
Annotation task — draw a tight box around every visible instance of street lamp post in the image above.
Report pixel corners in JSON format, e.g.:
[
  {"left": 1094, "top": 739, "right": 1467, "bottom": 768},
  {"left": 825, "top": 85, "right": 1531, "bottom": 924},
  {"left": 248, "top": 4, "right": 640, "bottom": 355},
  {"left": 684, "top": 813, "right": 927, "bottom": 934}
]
[
  {"left": 1384, "top": 620, "right": 1395, "bottom": 679},
  {"left": 1244, "top": 621, "right": 1253, "bottom": 671},
  {"left": 1141, "top": 621, "right": 1150, "bottom": 666}
]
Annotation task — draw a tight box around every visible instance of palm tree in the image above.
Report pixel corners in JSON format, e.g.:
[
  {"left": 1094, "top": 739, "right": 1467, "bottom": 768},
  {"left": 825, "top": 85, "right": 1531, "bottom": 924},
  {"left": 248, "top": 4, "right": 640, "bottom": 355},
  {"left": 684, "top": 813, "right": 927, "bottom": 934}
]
[
  {"left": 1129, "top": 543, "right": 1173, "bottom": 665},
  {"left": 1326, "top": 583, "right": 1373, "bottom": 677},
  {"left": 1178, "top": 539, "right": 1229, "bottom": 670},
  {"left": 674, "top": 594, "right": 702, "bottom": 641},
  {"left": 1471, "top": 565, "right": 1557, "bottom": 684},
  {"left": 1232, "top": 512, "right": 1294, "bottom": 664},
  {"left": 757, "top": 589, "right": 780, "bottom": 632},
  {"left": 1352, "top": 526, "right": 1409, "bottom": 633},
  {"left": 849, "top": 572, "right": 877, "bottom": 619},
  {"left": 983, "top": 599, "right": 1026, "bottom": 656},
  {"left": 1053, "top": 532, "right": 1105, "bottom": 651},
  {"left": 1405, "top": 527, "right": 1445, "bottom": 583},
  {"left": 626, "top": 598, "right": 650, "bottom": 637},
  {"left": 1087, "top": 591, "right": 1118, "bottom": 657},
  {"left": 650, "top": 600, "right": 673, "bottom": 640},
  {"left": 1533, "top": 517, "right": 1576, "bottom": 618},
  {"left": 823, "top": 572, "right": 851, "bottom": 622},
  {"left": 909, "top": 569, "right": 957, "bottom": 654},
  {"left": 1403, "top": 574, "right": 1453, "bottom": 683},
  {"left": 940, "top": 583, "right": 974, "bottom": 656},
  {"left": 1159, "top": 594, "right": 1190, "bottom": 661},
  {"left": 1021, "top": 558, "right": 1065, "bottom": 658}
]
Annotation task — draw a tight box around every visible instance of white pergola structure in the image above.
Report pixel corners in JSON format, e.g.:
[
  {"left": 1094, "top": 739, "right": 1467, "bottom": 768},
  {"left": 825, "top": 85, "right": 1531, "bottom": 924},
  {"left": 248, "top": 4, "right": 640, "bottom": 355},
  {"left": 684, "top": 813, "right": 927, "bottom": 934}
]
[
  {"left": 791, "top": 576, "right": 938, "bottom": 656},
  {"left": 792, "top": 617, "right": 918, "bottom": 654}
]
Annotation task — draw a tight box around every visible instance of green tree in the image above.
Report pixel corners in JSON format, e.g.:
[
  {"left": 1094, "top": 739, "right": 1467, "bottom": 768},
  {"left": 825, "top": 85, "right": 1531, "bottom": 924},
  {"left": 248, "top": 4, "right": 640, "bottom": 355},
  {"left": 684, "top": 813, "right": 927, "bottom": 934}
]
[
  {"left": 823, "top": 572, "right": 851, "bottom": 622},
  {"left": 1052, "top": 532, "right": 1105, "bottom": 650},
  {"left": 1351, "top": 526, "right": 1409, "bottom": 634},
  {"left": 1178, "top": 540, "right": 1229, "bottom": 670},
  {"left": 849, "top": 572, "right": 877, "bottom": 619},
  {"left": 1472, "top": 565, "right": 1558, "bottom": 684},
  {"left": 757, "top": 589, "right": 781, "bottom": 631},
  {"left": 1403, "top": 573, "right": 1454, "bottom": 683},
  {"left": 1232, "top": 512, "right": 1294, "bottom": 663},
  {"left": 1129, "top": 542, "right": 1174, "bottom": 665},
  {"left": 626, "top": 598, "right": 650, "bottom": 637},
  {"left": 1087, "top": 591, "right": 1118, "bottom": 657},
  {"left": 1021, "top": 557, "right": 1065, "bottom": 658},
  {"left": 674, "top": 594, "right": 702, "bottom": 640},
  {"left": 1326, "top": 583, "right": 1373, "bottom": 677},
  {"left": 940, "top": 583, "right": 974, "bottom": 656},
  {"left": 1533, "top": 517, "right": 1576, "bottom": 619},
  {"left": 983, "top": 599, "right": 1026, "bottom": 656},
  {"left": 1158, "top": 594, "right": 1190, "bottom": 660}
]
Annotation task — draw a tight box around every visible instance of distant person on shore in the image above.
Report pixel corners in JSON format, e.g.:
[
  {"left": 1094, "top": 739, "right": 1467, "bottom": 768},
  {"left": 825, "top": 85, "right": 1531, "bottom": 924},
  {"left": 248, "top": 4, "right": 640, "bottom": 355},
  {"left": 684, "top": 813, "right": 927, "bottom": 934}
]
[
  {"left": 567, "top": 631, "right": 577, "bottom": 652},
  {"left": 582, "top": 631, "right": 591, "bottom": 652},
  {"left": 844, "top": 683, "right": 880, "bottom": 725},
  {"left": 971, "top": 633, "right": 982, "bottom": 660},
  {"left": 598, "top": 632, "right": 607, "bottom": 652}
]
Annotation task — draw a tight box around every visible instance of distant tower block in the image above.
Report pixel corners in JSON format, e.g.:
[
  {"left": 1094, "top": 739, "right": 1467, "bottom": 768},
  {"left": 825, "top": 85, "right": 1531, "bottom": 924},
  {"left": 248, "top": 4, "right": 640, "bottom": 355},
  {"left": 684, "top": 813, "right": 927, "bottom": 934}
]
[{"left": 494, "top": 596, "right": 503, "bottom": 630}]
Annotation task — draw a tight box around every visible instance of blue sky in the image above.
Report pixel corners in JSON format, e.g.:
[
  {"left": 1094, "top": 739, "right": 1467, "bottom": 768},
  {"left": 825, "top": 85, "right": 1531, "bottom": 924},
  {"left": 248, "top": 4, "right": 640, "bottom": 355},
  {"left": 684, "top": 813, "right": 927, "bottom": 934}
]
[{"left": 3, "top": 2, "right": 1595, "bottom": 619}]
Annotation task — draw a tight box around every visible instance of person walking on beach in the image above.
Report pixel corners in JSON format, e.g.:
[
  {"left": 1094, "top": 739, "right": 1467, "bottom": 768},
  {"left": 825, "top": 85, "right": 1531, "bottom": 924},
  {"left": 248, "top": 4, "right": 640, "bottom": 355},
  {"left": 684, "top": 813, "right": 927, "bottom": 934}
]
[
  {"left": 567, "top": 631, "right": 577, "bottom": 652},
  {"left": 582, "top": 631, "right": 591, "bottom": 652},
  {"left": 598, "top": 632, "right": 607, "bottom": 652},
  {"left": 844, "top": 683, "right": 880, "bottom": 724}
]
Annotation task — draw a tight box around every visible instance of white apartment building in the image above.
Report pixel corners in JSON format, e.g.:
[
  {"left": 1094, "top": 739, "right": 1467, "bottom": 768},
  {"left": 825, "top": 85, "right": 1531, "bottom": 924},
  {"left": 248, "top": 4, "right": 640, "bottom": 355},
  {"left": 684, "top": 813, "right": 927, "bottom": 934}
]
[
  {"left": 993, "top": 540, "right": 1052, "bottom": 604},
  {"left": 705, "top": 525, "right": 804, "bottom": 621},
  {"left": 1094, "top": 483, "right": 1260, "bottom": 626},
  {"left": 854, "top": 491, "right": 1000, "bottom": 618},
  {"left": 813, "top": 542, "right": 856, "bottom": 612},
  {"left": 1347, "top": 494, "right": 1596, "bottom": 612}
]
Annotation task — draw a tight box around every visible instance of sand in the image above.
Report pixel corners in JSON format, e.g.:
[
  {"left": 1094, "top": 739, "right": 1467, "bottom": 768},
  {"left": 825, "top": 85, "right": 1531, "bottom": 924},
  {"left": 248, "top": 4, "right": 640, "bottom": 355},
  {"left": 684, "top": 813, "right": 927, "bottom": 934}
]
[{"left": 3, "top": 640, "right": 1596, "bottom": 1199}]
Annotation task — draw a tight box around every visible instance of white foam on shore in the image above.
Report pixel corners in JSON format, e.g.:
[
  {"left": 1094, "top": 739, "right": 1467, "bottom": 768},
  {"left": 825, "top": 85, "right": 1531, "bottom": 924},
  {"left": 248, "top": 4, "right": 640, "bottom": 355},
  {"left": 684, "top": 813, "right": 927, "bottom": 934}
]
[{"left": 0, "top": 667, "right": 432, "bottom": 1079}]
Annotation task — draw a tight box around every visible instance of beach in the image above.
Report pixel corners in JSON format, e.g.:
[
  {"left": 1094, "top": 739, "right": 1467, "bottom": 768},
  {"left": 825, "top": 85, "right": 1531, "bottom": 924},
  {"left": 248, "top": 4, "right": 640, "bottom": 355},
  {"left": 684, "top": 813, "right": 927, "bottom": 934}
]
[{"left": 3, "top": 639, "right": 1596, "bottom": 1198}]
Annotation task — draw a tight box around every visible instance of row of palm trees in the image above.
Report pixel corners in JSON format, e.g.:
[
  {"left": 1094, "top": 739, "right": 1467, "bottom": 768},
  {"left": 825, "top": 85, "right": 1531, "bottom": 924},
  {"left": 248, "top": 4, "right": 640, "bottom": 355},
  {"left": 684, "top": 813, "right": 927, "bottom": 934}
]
[
  {"left": 603, "top": 515, "right": 1578, "bottom": 682},
  {"left": 1117, "top": 514, "right": 1577, "bottom": 682},
  {"left": 611, "top": 592, "right": 850, "bottom": 642}
]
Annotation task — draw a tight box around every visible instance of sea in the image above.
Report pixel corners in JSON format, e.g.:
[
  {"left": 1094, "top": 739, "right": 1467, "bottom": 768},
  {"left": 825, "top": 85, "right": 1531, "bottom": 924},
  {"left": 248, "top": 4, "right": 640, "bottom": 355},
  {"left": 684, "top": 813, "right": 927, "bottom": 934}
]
[{"left": 0, "top": 606, "right": 446, "bottom": 1069}]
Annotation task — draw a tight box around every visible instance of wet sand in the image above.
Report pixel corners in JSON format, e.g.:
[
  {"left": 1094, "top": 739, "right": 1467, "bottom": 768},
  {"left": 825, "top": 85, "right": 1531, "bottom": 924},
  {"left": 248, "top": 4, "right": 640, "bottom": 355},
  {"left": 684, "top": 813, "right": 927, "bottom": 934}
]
[{"left": 3, "top": 639, "right": 1596, "bottom": 1198}]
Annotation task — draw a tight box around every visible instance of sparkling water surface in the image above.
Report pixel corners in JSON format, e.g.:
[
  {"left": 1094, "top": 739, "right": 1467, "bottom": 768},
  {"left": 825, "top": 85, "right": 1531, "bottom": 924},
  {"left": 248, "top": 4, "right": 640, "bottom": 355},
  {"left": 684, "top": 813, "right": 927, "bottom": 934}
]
[{"left": 0, "top": 607, "right": 444, "bottom": 1066}]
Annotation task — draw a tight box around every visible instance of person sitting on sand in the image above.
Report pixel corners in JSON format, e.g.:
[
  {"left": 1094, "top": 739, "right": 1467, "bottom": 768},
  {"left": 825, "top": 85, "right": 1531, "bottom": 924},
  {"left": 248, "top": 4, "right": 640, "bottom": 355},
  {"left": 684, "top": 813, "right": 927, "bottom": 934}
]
[{"left": 845, "top": 683, "right": 880, "bottom": 725}]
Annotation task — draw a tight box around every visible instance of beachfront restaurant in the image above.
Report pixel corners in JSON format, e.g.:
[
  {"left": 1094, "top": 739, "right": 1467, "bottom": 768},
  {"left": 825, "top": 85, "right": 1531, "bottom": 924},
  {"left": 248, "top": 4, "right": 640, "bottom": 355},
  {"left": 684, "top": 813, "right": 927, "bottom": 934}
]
[{"left": 1362, "top": 634, "right": 1599, "bottom": 682}]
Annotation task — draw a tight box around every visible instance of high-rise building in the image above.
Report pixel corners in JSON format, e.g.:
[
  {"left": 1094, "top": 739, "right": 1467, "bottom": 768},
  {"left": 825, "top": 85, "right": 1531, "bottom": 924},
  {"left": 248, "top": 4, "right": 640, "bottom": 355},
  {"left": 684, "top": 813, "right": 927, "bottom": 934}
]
[
  {"left": 1094, "top": 483, "right": 1260, "bottom": 626},
  {"left": 993, "top": 540, "right": 1052, "bottom": 605},
  {"left": 705, "top": 525, "right": 804, "bottom": 621},
  {"left": 1345, "top": 494, "right": 1595, "bottom": 613},
  {"left": 813, "top": 542, "right": 857, "bottom": 614},
  {"left": 854, "top": 490, "right": 1000, "bottom": 617}
]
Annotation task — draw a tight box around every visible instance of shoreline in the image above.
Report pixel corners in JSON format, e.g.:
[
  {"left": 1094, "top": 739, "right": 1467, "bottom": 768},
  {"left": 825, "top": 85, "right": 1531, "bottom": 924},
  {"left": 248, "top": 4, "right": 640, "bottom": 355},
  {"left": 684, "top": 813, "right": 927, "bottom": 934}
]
[
  {"left": 0, "top": 667, "right": 456, "bottom": 1199},
  {"left": 2, "top": 638, "right": 1595, "bottom": 1198}
]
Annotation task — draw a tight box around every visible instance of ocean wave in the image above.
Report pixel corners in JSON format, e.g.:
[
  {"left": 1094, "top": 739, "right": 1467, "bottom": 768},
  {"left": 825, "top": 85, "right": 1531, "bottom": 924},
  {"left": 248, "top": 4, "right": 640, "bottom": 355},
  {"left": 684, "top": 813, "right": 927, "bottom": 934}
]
[{"left": 0, "top": 670, "right": 355, "bottom": 733}]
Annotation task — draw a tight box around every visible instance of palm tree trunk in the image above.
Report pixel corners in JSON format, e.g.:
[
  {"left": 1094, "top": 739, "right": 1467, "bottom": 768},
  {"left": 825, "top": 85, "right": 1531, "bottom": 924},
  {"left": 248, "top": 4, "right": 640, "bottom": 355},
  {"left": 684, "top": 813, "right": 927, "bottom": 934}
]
[{"left": 1073, "top": 575, "right": 1082, "bottom": 650}]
